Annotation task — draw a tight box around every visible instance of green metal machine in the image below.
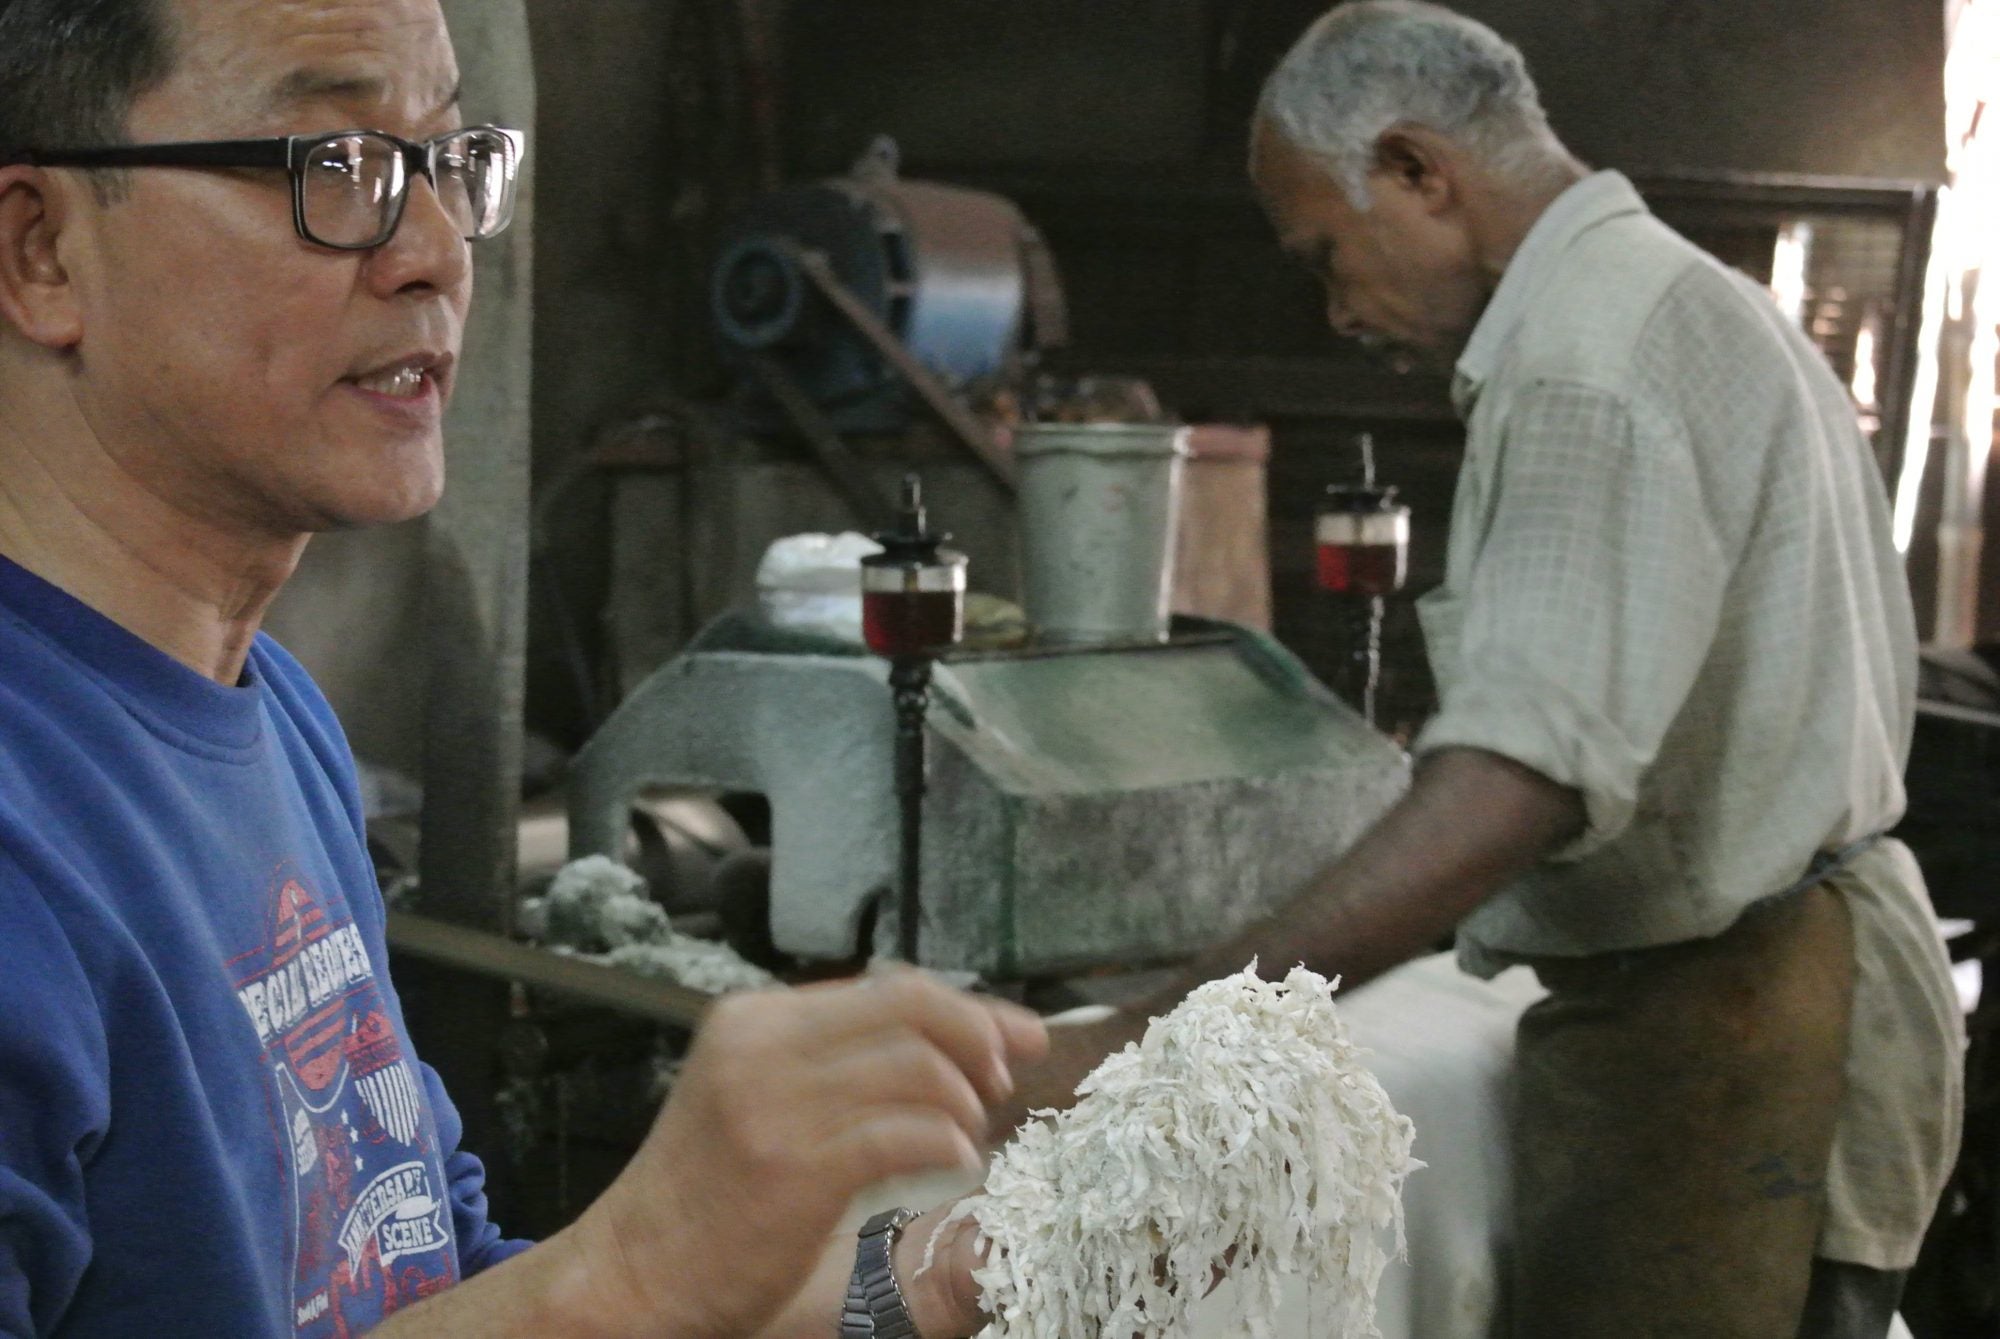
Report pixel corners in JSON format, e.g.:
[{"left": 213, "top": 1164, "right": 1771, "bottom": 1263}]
[{"left": 567, "top": 616, "right": 1407, "bottom": 979}]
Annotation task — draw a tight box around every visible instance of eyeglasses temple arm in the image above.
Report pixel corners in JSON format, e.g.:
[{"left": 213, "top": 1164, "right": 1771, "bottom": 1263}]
[{"left": 5, "top": 140, "right": 296, "bottom": 170}]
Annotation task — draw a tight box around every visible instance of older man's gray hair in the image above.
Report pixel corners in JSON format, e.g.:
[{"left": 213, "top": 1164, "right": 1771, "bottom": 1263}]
[{"left": 1260, "top": 0, "right": 1575, "bottom": 206}]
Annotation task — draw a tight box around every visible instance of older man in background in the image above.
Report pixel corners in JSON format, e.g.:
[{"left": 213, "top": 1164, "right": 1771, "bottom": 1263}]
[
  {"left": 1010, "top": 5, "right": 1964, "bottom": 1336},
  {"left": 0, "top": 0, "right": 1035, "bottom": 1335}
]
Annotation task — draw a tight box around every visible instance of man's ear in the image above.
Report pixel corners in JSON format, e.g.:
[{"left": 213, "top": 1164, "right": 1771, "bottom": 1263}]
[
  {"left": 1371, "top": 126, "right": 1458, "bottom": 216},
  {"left": 0, "top": 167, "right": 85, "bottom": 351}
]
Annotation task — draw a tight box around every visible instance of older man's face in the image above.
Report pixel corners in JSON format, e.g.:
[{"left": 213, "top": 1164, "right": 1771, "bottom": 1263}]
[
  {"left": 66, "top": 0, "right": 470, "bottom": 536},
  {"left": 1251, "top": 118, "right": 1484, "bottom": 370}
]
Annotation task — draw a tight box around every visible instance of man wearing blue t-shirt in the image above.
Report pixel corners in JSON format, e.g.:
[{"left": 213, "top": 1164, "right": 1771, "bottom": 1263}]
[{"left": 0, "top": 1, "right": 1042, "bottom": 1335}]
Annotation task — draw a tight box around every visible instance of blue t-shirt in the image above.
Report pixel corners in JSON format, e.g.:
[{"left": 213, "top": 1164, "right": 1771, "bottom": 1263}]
[{"left": 0, "top": 554, "right": 530, "bottom": 1336}]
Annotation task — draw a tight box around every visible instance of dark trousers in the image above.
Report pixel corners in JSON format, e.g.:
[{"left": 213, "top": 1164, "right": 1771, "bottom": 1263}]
[
  {"left": 1509, "top": 884, "right": 1879, "bottom": 1337},
  {"left": 1800, "top": 1259, "right": 1907, "bottom": 1339}
]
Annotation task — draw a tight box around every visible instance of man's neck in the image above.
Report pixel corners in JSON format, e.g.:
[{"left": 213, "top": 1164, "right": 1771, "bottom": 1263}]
[
  {"left": 1435, "top": 158, "right": 1591, "bottom": 369},
  {"left": 0, "top": 400, "right": 305, "bottom": 686},
  {"left": 1469, "top": 159, "right": 1591, "bottom": 286}
]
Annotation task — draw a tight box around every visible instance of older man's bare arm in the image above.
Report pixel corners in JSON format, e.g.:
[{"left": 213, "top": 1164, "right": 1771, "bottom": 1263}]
[{"left": 994, "top": 747, "right": 1583, "bottom": 1131}]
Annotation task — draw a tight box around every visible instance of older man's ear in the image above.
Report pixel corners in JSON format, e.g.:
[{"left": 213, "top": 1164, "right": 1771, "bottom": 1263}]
[{"left": 0, "top": 167, "right": 85, "bottom": 352}]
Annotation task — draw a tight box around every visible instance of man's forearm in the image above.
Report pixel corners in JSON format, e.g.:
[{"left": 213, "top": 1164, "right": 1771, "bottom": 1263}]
[
  {"left": 367, "top": 1222, "right": 626, "bottom": 1338},
  {"left": 364, "top": 1219, "right": 897, "bottom": 1338},
  {"left": 1168, "top": 747, "right": 1585, "bottom": 998},
  {"left": 370, "top": 1206, "right": 986, "bottom": 1339},
  {"left": 749, "top": 1229, "right": 855, "bottom": 1339}
]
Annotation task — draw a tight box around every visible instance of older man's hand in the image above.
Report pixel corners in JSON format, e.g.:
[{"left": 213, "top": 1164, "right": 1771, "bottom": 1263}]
[{"left": 576, "top": 971, "right": 1046, "bottom": 1338}]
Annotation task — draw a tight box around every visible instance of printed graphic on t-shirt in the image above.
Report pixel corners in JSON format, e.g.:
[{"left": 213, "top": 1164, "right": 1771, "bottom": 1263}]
[{"left": 229, "top": 868, "right": 458, "bottom": 1335}]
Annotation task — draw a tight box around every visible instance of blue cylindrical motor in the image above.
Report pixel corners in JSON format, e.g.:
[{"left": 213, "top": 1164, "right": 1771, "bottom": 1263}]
[{"left": 710, "top": 138, "right": 1067, "bottom": 432}]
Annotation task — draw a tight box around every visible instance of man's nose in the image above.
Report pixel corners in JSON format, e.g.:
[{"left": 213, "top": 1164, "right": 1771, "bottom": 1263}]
[{"left": 368, "top": 173, "right": 472, "bottom": 297}]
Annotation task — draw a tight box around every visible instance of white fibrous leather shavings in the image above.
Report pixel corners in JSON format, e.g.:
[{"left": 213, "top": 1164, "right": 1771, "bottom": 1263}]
[
  {"left": 520, "top": 856, "right": 778, "bottom": 995},
  {"left": 938, "top": 963, "right": 1417, "bottom": 1339}
]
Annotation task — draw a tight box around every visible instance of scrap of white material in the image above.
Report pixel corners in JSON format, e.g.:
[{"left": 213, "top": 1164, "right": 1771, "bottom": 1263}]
[
  {"left": 755, "top": 531, "right": 883, "bottom": 643},
  {"left": 521, "top": 855, "right": 778, "bottom": 995},
  {"left": 938, "top": 964, "right": 1417, "bottom": 1339},
  {"left": 596, "top": 940, "right": 778, "bottom": 996},
  {"left": 753, "top": 530, "right": 883, "bottom": 592}
]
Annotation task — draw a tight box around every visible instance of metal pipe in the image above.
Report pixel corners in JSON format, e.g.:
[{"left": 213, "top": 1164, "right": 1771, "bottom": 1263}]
[
  {"left": 386, "top": 910, "right": 712, "bottom": 1030},
  {"left": 744, "top": 352, "right": 898, "bottom": 531},
  {"left": 788, "top": 243, "right": 1019, "bottom": 493}
]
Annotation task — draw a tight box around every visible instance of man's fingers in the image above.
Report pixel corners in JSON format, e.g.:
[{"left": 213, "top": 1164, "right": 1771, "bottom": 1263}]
[
  {"left": 781, "top": 968, "right": 1046, "bottom": 1069},
  {"left": 981, "top": 995, "right": 1050, "bottom": 1065},
  {"left": 821, "top": 1108, "right": 986, "bottom": 1187},
  {"left": 813, "top": 1035, "right": 990, "bottom": 1146},
  {"left": 697, "top": 976, "right": 1048, "bottom": 1140},
  {"left": 791, "top": 973, "right": 1026, "bottom": 1105}
]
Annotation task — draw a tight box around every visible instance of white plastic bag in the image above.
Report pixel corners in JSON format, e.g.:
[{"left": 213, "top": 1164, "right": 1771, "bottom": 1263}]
[{"left": 754, "top": 532, "right": 883, "bottom": 643}]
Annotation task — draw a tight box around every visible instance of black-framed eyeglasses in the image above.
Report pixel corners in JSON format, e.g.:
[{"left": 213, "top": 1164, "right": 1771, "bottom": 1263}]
[{"left": 1, "top": 125, "right": 525, "bottom": 251}]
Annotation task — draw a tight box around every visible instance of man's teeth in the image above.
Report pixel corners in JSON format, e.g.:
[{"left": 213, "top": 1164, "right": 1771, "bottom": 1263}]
[{"left": 355, "top": 366, "right": 426, "bottom": 398}]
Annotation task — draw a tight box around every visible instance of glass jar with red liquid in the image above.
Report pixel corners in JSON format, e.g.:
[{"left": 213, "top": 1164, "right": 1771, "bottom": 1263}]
[
  {"left": 860, "top": 477, "right": 968, "bottom": 658},
  {"left": 1315, "top": 485, "right": 1411, "bottom": 598}
]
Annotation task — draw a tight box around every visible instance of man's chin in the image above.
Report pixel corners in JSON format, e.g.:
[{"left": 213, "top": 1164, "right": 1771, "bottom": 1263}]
[
  {"left": 327, "top": 491, "right": 444, "bottom": 532},
  {"left": 295, "top": 471, "right": 447, "bottom": 534}
]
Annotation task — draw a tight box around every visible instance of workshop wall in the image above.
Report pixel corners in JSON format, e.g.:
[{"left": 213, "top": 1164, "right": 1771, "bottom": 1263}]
[
  {"left": 784, "top": 0, "right": 1945, "bottom": 180},
  {"left": 1469, "top": 0, "right": 1945, "bottom": 181},
  {"left": 518, "top": 2, "right": 709, "bottom": 750}
]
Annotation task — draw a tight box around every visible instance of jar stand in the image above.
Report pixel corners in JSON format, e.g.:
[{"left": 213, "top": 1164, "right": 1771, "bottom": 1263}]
[{"left": 889, "top": 655, "right": 935, "bottom": 962}]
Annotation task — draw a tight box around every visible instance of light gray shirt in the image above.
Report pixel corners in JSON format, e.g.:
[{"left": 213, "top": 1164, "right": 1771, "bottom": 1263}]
[{"left": 1417, "top": 171, "right": 1961, "bottom": 1267}]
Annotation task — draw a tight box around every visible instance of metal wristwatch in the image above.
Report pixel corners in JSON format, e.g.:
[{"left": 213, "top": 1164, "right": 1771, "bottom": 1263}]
[{"left": 838, "top": 1207, "right": 924, "bottom": 1338}]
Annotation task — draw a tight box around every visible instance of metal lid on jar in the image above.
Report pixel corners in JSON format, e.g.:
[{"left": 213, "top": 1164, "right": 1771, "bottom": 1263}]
[
  {"left": 862, "top": 475, "right": 966, "bottom": 572},
  {"left": 1318, "top": 483, "right": 1408, "bottom": 514}
]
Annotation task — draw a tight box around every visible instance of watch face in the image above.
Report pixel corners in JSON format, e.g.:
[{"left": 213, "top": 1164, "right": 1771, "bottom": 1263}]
[{"left": 862, "top": 1207, "right": 918, "bottom": 1239}]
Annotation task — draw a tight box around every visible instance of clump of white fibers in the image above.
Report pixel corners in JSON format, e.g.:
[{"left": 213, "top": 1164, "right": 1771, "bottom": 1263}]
[
  {"left": 520, "top": 856, "right": 777, "bottom": 995},
  {"left": 940, "top": 963, "right": 1417, "bottom": 1338}
]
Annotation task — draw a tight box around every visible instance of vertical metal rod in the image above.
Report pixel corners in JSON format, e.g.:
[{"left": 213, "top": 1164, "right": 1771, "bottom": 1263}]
[
  {"left": 890, "top": 656, "right": 934, "bottom": 962},
  {"left": 1364, "top": 594, "right": 1384, "bottom": 727},
  {"left": 1339, "top": 595, "right": 1385, "bottom": 728}
]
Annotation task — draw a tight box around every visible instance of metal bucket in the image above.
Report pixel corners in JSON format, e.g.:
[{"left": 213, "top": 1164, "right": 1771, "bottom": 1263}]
[{"left": 1016, "top": 422, "right": 1191, "bottom": 645}]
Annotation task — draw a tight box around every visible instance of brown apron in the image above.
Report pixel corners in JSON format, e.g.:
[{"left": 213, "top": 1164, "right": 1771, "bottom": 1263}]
[{"left": 1508, "top": 861, "right": 1864, "bottom": 1337}]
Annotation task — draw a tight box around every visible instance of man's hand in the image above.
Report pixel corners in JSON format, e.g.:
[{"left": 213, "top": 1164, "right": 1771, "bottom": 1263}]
[
  {"left": 896, "top": 1202, "right": 990, "bottom": 1336},
  {"left": 579, "top": 971, "right": 1047, "bottom": 1338}
]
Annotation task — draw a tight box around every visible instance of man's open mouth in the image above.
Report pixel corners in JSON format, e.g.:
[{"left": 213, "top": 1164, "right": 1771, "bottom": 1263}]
[
  {"left": 346, "top": 351, "right": 451, "bottom": 402},
  {"left": 353, "top": 365, "right": 429, "bottom": 399}
]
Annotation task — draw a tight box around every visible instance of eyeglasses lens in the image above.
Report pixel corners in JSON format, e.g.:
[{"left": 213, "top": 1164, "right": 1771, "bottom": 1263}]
[
  {"left": 301, "top": 129, "right": 520, "bottom": 249},
  {"left": 302, "top": 134, "right": 405, "bottom": 248},
  {"left": 435, "top": 128, "right": 520, "bottom": 241}
]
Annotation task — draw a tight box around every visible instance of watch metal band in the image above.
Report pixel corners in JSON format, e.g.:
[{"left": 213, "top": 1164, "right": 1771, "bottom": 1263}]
[{"left": 838, "top": 1207, "right": 924, "bottom": 1338}]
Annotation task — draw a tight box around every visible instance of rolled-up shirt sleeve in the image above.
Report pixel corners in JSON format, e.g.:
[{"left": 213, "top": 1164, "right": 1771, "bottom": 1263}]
[{"left": 1413, "top": 378, "right": 1729, "bottom": 857}]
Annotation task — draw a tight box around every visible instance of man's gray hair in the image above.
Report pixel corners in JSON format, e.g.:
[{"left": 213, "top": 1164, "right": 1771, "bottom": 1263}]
[{"left": 1260, "top": 1, "right": 1571, "bottom": 206}]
